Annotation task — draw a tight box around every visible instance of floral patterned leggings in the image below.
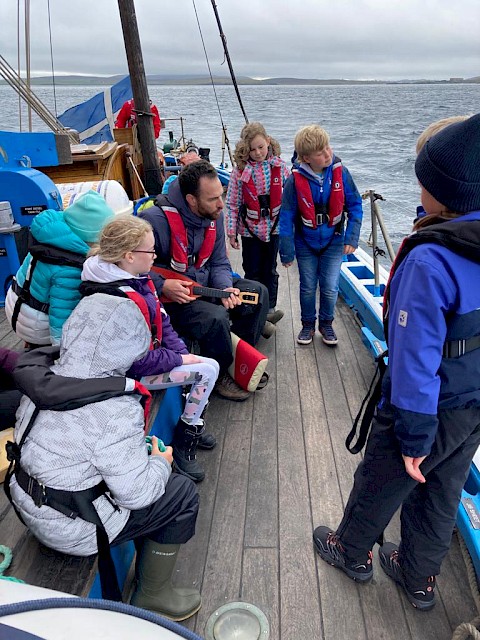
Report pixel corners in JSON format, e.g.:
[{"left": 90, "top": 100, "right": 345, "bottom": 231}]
[{"left": 142, "top": 356, "right": 220, "bottom": 425}]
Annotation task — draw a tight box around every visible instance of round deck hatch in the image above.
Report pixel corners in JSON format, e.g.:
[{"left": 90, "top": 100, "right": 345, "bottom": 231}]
[{"left": 205, "top": 602, "right": 269, "bottom": 640}]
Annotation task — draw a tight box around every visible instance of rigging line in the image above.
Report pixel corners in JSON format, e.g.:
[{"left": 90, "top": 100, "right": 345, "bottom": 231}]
[
  {"left": 209, "top": 0, "right": 248, "bottom": 124},
  {"left": 16, "top": 0, "right": 22, "bottom": 131},
  {"left": 46, "top": 0, "right": 58, "bottom": 117},
  {"left": 191, "top": 0, "right": 226, "bottom": 130},
  {"left": 24, "top": 0, "right": 32, "bottom": 131}
]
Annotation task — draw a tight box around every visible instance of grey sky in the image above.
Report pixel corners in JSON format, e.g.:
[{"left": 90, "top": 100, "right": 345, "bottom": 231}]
[{"left": 1, "top": 0, "right": 479, "bottom": 80}]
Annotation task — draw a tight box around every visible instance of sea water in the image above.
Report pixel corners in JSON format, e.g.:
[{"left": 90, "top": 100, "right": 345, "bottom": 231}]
[{"left": 2, "top": 82, "right": 479, "bottom": 251}]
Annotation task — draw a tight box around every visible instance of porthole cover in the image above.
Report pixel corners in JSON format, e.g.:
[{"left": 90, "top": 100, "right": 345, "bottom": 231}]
[{"left": 205, "top": 602, "right": 270, "bottom": 640}]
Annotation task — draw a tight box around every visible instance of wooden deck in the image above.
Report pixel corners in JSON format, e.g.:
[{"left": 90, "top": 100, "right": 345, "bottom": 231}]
[{"left": 0, "top": 259, "right": 478, "bottom": 639}]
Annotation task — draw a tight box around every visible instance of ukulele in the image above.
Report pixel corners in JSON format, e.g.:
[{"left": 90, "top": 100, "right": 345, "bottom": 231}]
[{"left": 151, "top": 266, "right": 259, "bottom": 305}]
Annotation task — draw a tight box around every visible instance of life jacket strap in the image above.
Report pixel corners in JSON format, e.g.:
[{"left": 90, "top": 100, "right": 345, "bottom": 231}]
[{"left": 443, "top": 335, "right": 480, "bottom": 358}]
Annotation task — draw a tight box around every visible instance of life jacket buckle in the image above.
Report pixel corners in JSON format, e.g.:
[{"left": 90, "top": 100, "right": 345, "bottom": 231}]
[{"left": 316, "top": 212, "right": 328, "bottom": 226}]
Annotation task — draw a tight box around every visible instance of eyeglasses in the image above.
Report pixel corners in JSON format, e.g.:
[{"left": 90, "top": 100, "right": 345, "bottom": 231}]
[{"left": 131, "top": 250, "right": 156, "bottom": 255}]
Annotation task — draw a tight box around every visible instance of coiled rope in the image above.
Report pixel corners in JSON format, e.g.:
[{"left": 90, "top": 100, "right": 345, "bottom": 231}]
[
  {"left": 0, "top": 545, "right": 24, "bottom": 583},
  {"left": 452, "top": 532, "right": 480, "bottom": 640}
]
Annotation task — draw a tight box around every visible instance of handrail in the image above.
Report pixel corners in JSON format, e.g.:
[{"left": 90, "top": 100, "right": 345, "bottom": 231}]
[{"left": 363, "top": 190, "right": 397, "bottom": 295}]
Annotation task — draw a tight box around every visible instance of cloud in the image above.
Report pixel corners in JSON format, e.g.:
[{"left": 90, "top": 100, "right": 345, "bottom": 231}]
[{"left": 0, "top": 0, "right": 478, "bottom": 80}]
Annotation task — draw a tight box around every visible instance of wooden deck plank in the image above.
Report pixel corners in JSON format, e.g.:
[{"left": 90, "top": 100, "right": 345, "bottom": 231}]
[
  {"left": 192, "top": 417, "right": 252, "bottom": 635},
  {"left": 275, "top": 268, "right": 323, "bottom": 640},
  {"left": 242, "top": 548, "right": 280, "bottom": 640},
  {"left": 244, "top": 331, "right": 278, "bottom": 548}
]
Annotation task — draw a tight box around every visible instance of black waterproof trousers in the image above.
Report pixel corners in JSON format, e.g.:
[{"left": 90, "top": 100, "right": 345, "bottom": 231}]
[
  {"left": 336, "top": 402, "right": 480, "bottom": 580},
  {"left": 165, "top": 277, "right": 269, "bottom": 373},
  {"left": 241, "top": 235, "right": 280, "bottom": 310},
  {"left": 113, "top": 473, "right": 199, "bottom": 547}
]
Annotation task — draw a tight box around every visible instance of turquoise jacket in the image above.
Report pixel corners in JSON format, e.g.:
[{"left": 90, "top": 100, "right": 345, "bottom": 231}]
[{"left": 9, "top": 210, "right": 90, "bottom": 344}]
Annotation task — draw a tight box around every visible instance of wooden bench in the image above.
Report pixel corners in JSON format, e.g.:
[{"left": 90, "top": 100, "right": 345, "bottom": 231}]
[{"left": 0, "top": 386, "right": 182, "bottom": 598}]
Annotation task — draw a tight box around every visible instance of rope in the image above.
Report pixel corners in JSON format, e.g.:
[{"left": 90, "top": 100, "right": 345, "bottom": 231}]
[
  {"left": 46, "top": 0, "right": 58, "bottom": 117},
  {"left": 0, "top": 598, "right": 203, "bottom": 639},
  {"left": 191, "top": 0, "right": 229, "bottom": 132},
  {"left": 0, "top": 545, "right": 24, "bottom": 583},
  {"left": 451, "top": 532, "right": 480, "bottom": 640},
  {"left": 127, "top": 154, "right": 148, "bottom": 197}
]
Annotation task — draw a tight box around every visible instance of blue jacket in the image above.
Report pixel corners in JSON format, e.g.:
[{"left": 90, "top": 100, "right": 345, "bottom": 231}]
[
  {"left": 278, "top": 160, "right": 363, "bottom": 263},
  {"left": 139, "top": 179, "right": 233, "bottom": 292},
  {"left": 384, "top": 211, "right": 480, "bottom": 458},
  {"left": 5, "top": 209, "right": 89, "bottom": 345}
]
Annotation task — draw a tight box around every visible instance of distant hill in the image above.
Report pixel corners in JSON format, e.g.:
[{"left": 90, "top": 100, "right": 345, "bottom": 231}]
[{"left": 2, "top": 74, "right": 479, "bottom": 86}]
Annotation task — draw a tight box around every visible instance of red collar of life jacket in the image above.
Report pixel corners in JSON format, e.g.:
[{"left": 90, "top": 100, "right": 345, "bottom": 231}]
[
  {"left": 162, "top": 206, "right": 216, "bottom": 272},
  {"left": 241, "top": 164, "right": 283, "bottom": 221},
  {"left": 119, "top": 279, "right": 163, "bottom": 349},
  {"left": 293, "top": 160, "right": 344, "bottom": 229}
]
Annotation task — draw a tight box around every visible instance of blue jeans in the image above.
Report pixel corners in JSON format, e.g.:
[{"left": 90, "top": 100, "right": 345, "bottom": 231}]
[{"left": 296, "top": 240, "right": 344, "bottom": 326}]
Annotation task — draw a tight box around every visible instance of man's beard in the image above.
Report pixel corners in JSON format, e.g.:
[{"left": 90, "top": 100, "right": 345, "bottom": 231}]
[{"left": 199, "top": 208, "right": 221, "bottom": 221}]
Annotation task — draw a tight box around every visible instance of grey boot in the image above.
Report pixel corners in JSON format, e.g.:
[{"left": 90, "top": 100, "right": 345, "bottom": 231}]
[
  {"left": 130, "top": 540, "right": 201, "bottom": 621},
  {"left": 172, "top": 419, "right": 206, "bottom": 482}
]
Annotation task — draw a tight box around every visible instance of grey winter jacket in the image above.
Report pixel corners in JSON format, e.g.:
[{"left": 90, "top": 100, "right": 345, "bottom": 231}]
[{"left": 10, "top": 293, "right": 172, "bottom": 556}]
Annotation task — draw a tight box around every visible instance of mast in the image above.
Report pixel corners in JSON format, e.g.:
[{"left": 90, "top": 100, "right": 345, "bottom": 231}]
[
  {"left": 210, "top": 0, "right": 248, "bottom": 124},
  {"left": 117, "top": 0, "right": 162, "bottom": 196}
]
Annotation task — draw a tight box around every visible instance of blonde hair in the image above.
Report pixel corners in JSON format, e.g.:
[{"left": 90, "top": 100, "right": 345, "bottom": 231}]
[
  {"left": 89, "top": 215, "right": 153, "bottom": 263},
  {"left": 416, "top": 115, "right": 470, "bottom": 154},
  {"left": 233, "top": 122, "right": 281, "bottom": 171},
  {"left": 294, "top": 125, "right": 330, "bottom": 163}
]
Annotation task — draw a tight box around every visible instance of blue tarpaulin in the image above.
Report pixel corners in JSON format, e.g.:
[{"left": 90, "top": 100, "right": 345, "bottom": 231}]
[{"left": 58, "top": 76, "right": 132, "bottom": 144}]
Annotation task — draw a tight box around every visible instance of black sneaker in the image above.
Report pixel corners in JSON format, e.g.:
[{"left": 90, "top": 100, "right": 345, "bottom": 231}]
[
  {"left": 313, "top": 526, "right": 373, "bottom": 583},
  {"left": 297, "top": 325, "right": 315, "bottom": 345},
  {"left": 378, "top": 542, "right": 436, "bottom": 611},
  {"left": 319, "top": 323, "right": 338, "bottom": 346}
]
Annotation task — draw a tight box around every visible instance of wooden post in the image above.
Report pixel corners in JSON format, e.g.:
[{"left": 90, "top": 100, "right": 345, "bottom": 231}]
[{"left": 117, "top": 0, "right": 162, "bottom": 196}]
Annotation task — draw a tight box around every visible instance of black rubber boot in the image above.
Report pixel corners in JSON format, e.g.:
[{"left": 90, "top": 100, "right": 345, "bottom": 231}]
[
  {"left": 172, "top": 419, "right": 206, "bottom": 482},
  {"left": 130, "top": 540, "right": 201, "bottom": 621},
  {"left": 195, "top": 403, "right": 217, "bottom": 450}
]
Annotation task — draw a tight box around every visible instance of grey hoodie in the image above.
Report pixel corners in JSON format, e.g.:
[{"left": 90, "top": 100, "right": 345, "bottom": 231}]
[{"left": 10, "top": 293, "right": 172, "bottom": 556}]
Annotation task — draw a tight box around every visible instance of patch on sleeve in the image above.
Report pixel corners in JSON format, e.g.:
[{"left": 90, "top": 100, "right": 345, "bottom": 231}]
[{"left": 398, "top": 310, "right": 408, "bottom": 327}]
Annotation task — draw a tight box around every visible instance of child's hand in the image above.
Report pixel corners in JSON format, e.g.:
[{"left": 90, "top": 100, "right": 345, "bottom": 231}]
[
  {"left": 343, "top": 245, "right": 356, "bottom": 255},
  {"left": 402, "top": 454, "right": 427, "bottom": 483},
  {"left": 151, "top": 437, "right": 173, "bottom": 464},
  {"left": 181, "top": 353, "right": 202, "bottom": 365},
  {"left": 228, "top": 235, "right": 240, "bottom": 250},
  {"left": 282, "top": 262, "right": 293, "bottom": 268}
]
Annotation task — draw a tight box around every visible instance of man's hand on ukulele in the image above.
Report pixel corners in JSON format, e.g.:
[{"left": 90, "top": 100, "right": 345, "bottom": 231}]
[
  {"left": 162, "top": 279, "right": 195, "bottom": 304},
  {"left": 221, "top": 287, "right": 242, "bottom": 309}
]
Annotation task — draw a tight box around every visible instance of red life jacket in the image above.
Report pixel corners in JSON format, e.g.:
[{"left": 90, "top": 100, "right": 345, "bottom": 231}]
[
  {"left": 162, "top": 206, "right": 216, "bottom": 272},
  {"left": 119, "top": 278, "right": 163, "bottom": 349},
  {"left": 241, "top": 164, "right": 283, "bottom": 221},
  {"left": 293, "top": 160, "right": 344, "bottom": 229}
]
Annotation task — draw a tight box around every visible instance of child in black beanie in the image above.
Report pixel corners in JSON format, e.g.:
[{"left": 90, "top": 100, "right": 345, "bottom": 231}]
[{"left": 313, "top": 113, "right": 480, "bottom": 611}]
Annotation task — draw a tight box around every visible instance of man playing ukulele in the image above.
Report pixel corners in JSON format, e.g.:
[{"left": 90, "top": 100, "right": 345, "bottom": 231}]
[{"left": 140, "top": 160, "right": 269, "bottom": 401}]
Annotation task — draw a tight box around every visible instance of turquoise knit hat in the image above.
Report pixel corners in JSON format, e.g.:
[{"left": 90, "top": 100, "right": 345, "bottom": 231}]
[{"left": 63, "top": 191, "right": 115, "bottom": 242}]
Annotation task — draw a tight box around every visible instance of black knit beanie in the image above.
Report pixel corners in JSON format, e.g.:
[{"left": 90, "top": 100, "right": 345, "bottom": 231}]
[{"left": 415, "top": 113, "right": 480, "bottom": 213}]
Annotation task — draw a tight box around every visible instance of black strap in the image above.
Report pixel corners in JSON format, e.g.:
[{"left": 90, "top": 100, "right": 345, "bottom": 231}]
[
  {"left": 240, "top": 196, "right": 278, "bottom": 242},
  {"left": 4, "top": 405, "right": 122, "bottom": 601},
  {"left": 443, "top": 334, "right": 480, "bottom": 358},
  {"left": 10, "top": 256, "right": 39, "bottom": 332},
  {"left": 11, "top": 278, "right": 50, "bottom": 314},
  {"left": 345, "top": 354, "right": 387, "bottom": 454}
]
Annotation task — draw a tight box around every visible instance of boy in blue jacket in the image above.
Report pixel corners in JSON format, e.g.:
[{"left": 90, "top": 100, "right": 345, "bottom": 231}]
[
  {"left": 313, "top": 113, "right": 480, "bottom": 612},
  {"left": 279, "top": 125, "right": 363, "bottom": 346}
]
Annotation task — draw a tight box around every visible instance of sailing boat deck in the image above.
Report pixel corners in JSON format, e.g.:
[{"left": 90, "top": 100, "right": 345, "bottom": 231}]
[{"left": 0, "top": 261, "right": 477, "bottom": 639}]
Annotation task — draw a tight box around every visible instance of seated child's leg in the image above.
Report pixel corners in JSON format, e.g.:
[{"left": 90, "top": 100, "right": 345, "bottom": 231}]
[{"left": 156, "top": 357, "right": 218, "bottom": 425}]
